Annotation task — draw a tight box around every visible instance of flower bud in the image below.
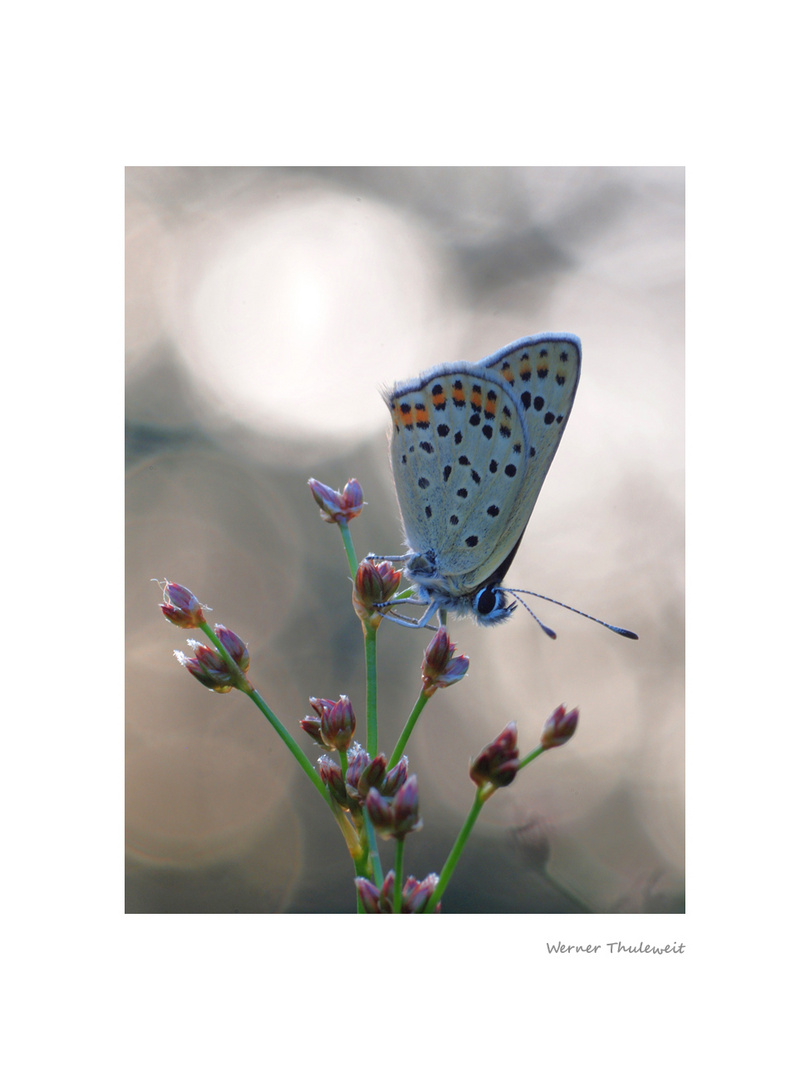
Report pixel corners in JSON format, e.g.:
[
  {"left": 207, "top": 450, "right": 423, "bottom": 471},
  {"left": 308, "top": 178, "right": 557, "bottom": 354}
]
[
  {"left": 365, "top": 787, "right": 394, "bottom": 833},
  {"left": 352, "top": 559, "right": 402, "bottom": 626},
  {"left": 391, "top": 775, "right": 422, "bottom": 838},
  {"left": 357, "top": 872, "right": 441, "bottom": 913},
  {"left": 422, "top": 626, "right": 452, "bottom": 676},
  {"left": 470, "top": 722, "right": 520, "bottom": 788},
  {"left": 300, "top": 716, "right": 328, "bottom": 747},
  {"left": 378, "top": 869, "right": 398, "bottom": 913},
  {"left": 159, "top": 581, "right": 205, "bottom": 628},
  {"left": 308, "top": 697, "right": 337, "bottom": 720},
  {"left": 355, "top": 877, "right": 382, "bottom": 913},
  {"left": 421, "top": 628, "right": 470, "bottom": 696},
  {"left": 540, "top": 705, "right": 579, "bottom": 750},
  {"left": 175, "top": 642, "right": 234, "bottom": 693},
  {"left": 317, "top": 755, "right": 351, "bottom": 808},
  {"left": 380, "top": 756, "right": 408, "bottom": 797},
  {"left": 345, "top": 746, "right": 371, "bottom": 797},
  {"left": 401, "top": 873, "right": 440, "bottom": 914},
  {"left": 320, "top": 695, "right": 357, "bottom": 752},
  {"left": 214, "top": 624, "right": 249, "bottom": 672},
  {"left": 359, "top": 754, "right": 388, "bottom": 799},
  {"left": 367, "top": 776, "right": 423, "bottom": 840},
  {"left": 308, "top": 478, "right": 365, "bottom": 524}
]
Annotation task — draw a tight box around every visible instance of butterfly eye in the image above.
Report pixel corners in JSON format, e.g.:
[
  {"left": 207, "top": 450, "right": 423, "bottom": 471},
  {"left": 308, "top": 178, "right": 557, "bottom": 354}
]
[
  {"left": 472, "top": 585, "right": 514, "bottom": 624},
  {"left": 473, "top": 585, "right": 499, "bottom": 616}
]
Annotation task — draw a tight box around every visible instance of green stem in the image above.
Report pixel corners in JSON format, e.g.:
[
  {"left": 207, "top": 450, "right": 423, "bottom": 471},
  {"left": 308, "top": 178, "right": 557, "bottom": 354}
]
[
  {"left": 197, "top": 621, "right": 331, "bottom": 806},
  {"left": 424, "top": 788, "right": 487, "bottom": 913},
  {"left": 363, "top": 804, "right": 385, "bottom": 888},
  {"left": 517, "top": 744, "right": 548, "bottom": 771},
  {"left": 356, "top": 806, "right": 383, "bottom": 913},
  {"left": 389, "top": 690, "right": 430, "bottom": 766},
  {"left": 365, "top": 624, "right": 378, "bottom": 757},
  {"left": 393, "top": 839, "right": 405, "bottom": 913},
  {"left": 196, "top": 622, "right": 370, "bottom": 876},
  {"left": 352, "top": 831, "right": 373, "bottom": 913},
  {"left": 246, "top": 688, "right": 332, "bottom": 804},
  {"left": 338, "top": 519, "right": 359, "bottom": 576}
]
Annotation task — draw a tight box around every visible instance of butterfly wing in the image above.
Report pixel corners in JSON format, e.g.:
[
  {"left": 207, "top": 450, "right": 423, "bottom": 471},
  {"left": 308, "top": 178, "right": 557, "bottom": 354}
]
[
  {"left": 387, "top": 333, "right": 581, "bottom": 597},
  {"left": 387, "top": 364, "right": 531, "bottom": 595},
  {"left": 480, "top": 333, "right": 581, "bottom": 555}
]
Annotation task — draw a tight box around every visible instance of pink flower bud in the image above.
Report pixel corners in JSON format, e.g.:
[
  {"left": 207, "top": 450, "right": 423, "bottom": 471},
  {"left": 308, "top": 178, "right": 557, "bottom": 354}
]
[
  {"left": 422, "top": 627, "right": 453, "bottom": 676},
  {"left": 358, "top": 754, "right": 388, "bottom": 799},
  {"left": 365, "top": 787, "right": 394, "bottom": 833},
  {"left": 368, "top": 776, "right": 423, "bottom": 840},
  {"left": 300, "top": 716, "right": 328, "bottom": 747},
  {"left": 380, "top": 756, "right": 408, "bottom": 797},
  {"left": 470, "top": 722, "right": 520, "bottom": 788},
  {"left": 379, "top": 870, "right": 398, "bottom": 913},
  {"left": 355, "top": 877, "right": 382, "bottom": 913},
  {"left": 175, "top": 643, "right": 234, "bottom": 693},
  {"left": 352, "top": 559, "right": 402, "bottom": 626},
  {"left": 384, "top": 868, "right": 440, "bottom": 911},
  {"left": 320, "top": 695, "right": 356, "bottom": 752},
  {"left": 421, "top": 628, "right": 470, "bottom": 696},
  {"left": 401, "top": 873, "right": 440, "bottom": 914},
  {"left": 358, "top": 871, "right": 440, "bottom": 913},
  {"left": 214, "top": 624, "right": 249, "bottom": 672},
  {"left": 308, "top": 478, "right": 365, "bottom": 524},
  {"left": 317, "top": 755, "right": 351, "bottom": 808},
  {"left": 308, "top": 697, "right": 338, "bottom": 720},
  {"left": 345, "top": 746, "right": 371, "bottom": 797},
  {"left": 540, "top": 705, "right": 579, "bottom": 750},
  {"left": 159, "top": 581, "right": 205, "bottom": 628},
  {"left": 391, "top": 775, "right": 422, "bottom": 838}
]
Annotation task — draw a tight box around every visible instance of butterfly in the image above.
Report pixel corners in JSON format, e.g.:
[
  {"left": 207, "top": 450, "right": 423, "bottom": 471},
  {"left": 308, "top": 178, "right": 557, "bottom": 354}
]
[{"left": 378, "top": 332, "right": 637, "bottom": 639}]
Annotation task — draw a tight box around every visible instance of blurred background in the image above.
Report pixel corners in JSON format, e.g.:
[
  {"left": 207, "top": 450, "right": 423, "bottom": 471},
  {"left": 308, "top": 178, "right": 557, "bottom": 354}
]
[{"left": 126, "top": 166, "right": 684, "bottom": 913}]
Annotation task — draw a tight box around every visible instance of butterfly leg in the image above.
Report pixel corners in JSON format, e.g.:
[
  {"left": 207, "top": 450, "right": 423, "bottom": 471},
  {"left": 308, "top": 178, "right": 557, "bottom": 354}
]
[{"left": 375, "top": 597, "right": 442, "bottom": 630}]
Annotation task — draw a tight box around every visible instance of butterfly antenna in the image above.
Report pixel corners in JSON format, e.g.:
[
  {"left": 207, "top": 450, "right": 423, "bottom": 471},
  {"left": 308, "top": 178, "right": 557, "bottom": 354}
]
[
  {"left": 500, "top": 588, "right": 639, "bottom": 639},
  {"left": 504, "top": 590, "right": 557, "bottom": 639}
]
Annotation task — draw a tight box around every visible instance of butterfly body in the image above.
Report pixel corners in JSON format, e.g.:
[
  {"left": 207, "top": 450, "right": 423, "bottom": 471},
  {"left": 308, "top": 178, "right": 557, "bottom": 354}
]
[{"left": 385, "top": 333, "right": 582, "bottom": 627}]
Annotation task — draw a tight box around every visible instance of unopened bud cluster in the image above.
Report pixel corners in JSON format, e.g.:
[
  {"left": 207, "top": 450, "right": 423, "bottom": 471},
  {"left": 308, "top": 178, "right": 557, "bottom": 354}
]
[
  {"left": 470, "top": 722, "right": 520, "bottom": 789},
  {"left": 174, "top": 624, "right": 251, "bottom": 693},
  {"left": 352, "top": 559, "right": 402, "bottom": 627},
  {"left": 540, "top": 705, "right": 579, "bottom": 749},
  {"left": 316, "top": 745, "right": 409, "bottom": 813},
  {"left": 310, "top": 715, "right": 410, "bottom": 824},
  {"left": 303, "top": 694, "right": 411, "bottom": 819},
  {"left": 300, "top": 695, "right": 356, "bottom": 752},
  {"left": 159, "top": 581, "right": 206, "bottom": 629},
  {"left": 421, "top": 628, "right": 470, "bottom": 696},
  {"left": 308, "top": 478, "right": 365, "bottom": 524},
  {"left": 344, "top": 745, "right": 409, "bottom": 802},
  {"left": 365, "top": 775, "right": 422, "bottom": 840},
  {"left": 355, "top": 871, "right": 440, "bottom": 914}
]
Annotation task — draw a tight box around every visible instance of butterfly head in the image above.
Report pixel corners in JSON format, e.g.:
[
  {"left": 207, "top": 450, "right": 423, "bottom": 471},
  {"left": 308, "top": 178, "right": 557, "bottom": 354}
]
[{"left": 470, "top": 582, "right": 516, "bottom": 625}]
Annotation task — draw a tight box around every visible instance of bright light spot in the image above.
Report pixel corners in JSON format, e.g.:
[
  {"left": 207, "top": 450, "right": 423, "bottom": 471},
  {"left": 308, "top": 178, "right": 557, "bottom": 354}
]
[{"left": 166, "top": 185, "right": 457, "bottom": 442}]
